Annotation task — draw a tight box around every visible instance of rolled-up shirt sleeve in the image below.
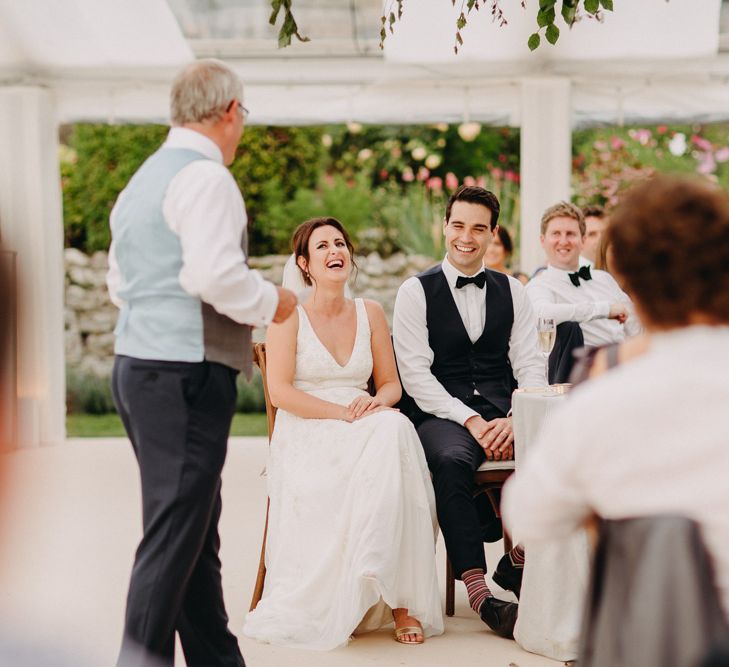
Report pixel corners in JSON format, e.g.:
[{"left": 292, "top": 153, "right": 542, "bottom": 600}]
[
  {"left": 163, "top": 161, "right": 278, "bottom": 327},
  {"left": 526, "top": 278, "right": 609, "bottom": 325}
]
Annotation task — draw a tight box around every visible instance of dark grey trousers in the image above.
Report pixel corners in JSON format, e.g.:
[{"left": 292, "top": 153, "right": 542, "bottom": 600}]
[{"left": 112, "top": 355, "right": 245, "bottom": 667}]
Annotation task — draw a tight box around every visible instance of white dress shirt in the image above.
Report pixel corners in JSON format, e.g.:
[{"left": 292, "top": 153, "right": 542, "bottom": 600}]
[
  {"left": 107, "top": 127, "right": 278, "bottom": 327},
  {"left": 526, "top": 264, "right": 641, "bottom": 347},
  {"left": 502, "top": 325, "right": 729, "bottom": 619},
  {"left": 393, "top": 257, "right": 546, "bottom": 426}
]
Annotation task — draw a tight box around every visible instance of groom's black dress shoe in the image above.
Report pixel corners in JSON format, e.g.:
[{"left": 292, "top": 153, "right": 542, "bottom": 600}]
[
  {"left": 492, "top": 553, "right": 523, "bottom": 599},
  {"left": 479, "top": 596, "right": 518, "bottom": 639}
]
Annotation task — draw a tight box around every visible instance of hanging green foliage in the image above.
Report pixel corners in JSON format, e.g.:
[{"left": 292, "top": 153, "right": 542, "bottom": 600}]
[{"left": 268, "top": 0, "right": 615, "bottom": 53}]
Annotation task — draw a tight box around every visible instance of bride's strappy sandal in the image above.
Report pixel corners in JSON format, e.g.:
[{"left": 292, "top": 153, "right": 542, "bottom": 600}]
[{"left": 394, "top": 625, "right": 425, "bottom": 645}]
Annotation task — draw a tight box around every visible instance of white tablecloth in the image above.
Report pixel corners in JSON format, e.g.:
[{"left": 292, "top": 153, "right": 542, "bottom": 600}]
[{"left": 511, "top": 389, "right": 590, "bottom": 662}]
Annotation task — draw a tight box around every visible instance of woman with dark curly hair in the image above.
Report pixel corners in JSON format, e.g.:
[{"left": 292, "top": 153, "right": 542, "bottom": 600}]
[{"left": 505, "top": 175, "right": 729, "bottom": 626}]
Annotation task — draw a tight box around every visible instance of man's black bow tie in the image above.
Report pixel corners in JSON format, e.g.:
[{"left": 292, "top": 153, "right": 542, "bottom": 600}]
[
  {"left": 568, "top": 265, "right": 592, "bottom": 287},
  {"left": 456, "top": 272, "right": 487, "bottom": 289}
]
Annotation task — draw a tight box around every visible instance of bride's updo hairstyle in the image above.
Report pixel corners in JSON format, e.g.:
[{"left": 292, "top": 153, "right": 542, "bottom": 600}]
[{"left": 292, "top": 217, "right": 358, "bottom": 286}]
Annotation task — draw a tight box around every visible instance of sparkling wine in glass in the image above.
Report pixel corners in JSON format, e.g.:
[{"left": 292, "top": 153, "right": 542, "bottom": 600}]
[
  {"left": 537, "top": 317, "right": 557, "bottom": 356},
  {"left": 537, "top": 316, "right": 556, "bottom": 386}
]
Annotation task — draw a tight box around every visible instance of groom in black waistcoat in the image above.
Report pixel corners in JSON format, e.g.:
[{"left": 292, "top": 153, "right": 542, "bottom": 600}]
[{"left": 393, "top": 185, "right": 545, "bottom": 638}]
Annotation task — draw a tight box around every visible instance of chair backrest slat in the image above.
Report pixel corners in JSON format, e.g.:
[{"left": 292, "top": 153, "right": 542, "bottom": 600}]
[{"left": 253, "top": 342, "right": 277, "bottom": 443}]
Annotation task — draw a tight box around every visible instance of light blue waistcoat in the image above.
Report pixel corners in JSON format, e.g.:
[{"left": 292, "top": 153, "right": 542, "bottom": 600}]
[{"left": 112, "top": 148, "right": 216, "bottom": 362}]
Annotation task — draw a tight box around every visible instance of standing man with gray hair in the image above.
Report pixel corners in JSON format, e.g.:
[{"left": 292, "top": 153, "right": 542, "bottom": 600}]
[{"left": 108, "top": 59, "right": 297, "bottom": 666}]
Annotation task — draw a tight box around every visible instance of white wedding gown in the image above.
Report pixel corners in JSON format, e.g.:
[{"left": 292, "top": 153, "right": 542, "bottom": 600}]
[{"left": 244, "top": 299, "right": 444, "bottom": 650}]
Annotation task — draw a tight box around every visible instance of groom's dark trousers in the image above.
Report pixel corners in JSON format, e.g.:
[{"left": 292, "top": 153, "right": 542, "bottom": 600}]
[
  {"left": 112, "top": 355, "right": 245, "bottom": 667},
  {"left": 416, "top": 395, "right": 505, "bottom": 579}
]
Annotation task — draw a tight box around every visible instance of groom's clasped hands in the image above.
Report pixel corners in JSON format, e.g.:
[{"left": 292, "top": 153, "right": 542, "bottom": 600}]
[
  {"left": 465, "top": 415, "right": 514, "bottom": 461},
  {"left": 342, "top": 395, "right": 400, "bottom": 422}
]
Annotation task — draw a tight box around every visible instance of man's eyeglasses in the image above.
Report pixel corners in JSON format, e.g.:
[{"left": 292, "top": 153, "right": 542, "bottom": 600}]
[{"left": 227, "top": 100, "right": 249, "bottom": 120}]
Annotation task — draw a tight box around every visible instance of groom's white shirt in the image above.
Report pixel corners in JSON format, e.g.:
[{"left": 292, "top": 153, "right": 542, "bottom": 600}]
[{"left": 393, "top": 257, "right": 545, "bottom": 427}]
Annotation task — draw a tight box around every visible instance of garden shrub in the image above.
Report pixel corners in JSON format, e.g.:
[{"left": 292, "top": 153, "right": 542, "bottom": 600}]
[
  {"left": 236, "top": 368, "right": 266, "bottom": 413},
  {"left": 61, "top": 124, "right": 326, "bottom": 255},
  {"left": 66, "top": 366, "right": 117, "bottom": 415},
  {"left": 65, "top": 365, "right": 266, "bottom": 415}
]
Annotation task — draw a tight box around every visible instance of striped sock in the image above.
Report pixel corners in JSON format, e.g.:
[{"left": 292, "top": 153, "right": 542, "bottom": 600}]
[
  {"left": 509, "top": 544, "right": 525, "bottom": 567},
  {"left": 462, "top": 568, "right": 493, "bottom": 613}
]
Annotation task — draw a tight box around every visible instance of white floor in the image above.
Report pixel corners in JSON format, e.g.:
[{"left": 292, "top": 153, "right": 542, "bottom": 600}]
[{"left": 0, "top": 438, "right": 559, "bottom": 666}]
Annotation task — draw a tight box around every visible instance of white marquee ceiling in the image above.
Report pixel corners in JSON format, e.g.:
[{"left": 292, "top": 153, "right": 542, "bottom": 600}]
[{"left": 0, "top": 0, "right": 727, "bottom": 127}]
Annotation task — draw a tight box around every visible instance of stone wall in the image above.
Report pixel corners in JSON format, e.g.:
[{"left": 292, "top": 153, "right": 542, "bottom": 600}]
[{"left": 64, "top": 249, "right": 437, "bottom": 378}]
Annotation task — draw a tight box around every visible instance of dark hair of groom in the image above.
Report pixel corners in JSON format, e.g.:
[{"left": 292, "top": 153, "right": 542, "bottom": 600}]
[{"left": 445, "top": 185, "right": 501, "bottom": 229}]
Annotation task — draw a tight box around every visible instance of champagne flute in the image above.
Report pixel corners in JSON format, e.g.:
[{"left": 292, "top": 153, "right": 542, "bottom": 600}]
[{"left": 537, "top": 316, "right": 556, "bottom": 387}]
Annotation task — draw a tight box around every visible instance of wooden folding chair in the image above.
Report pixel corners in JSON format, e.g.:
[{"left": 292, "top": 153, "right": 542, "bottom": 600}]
[
  {"left": 444, "top": 460, "right": 515, "bottom": 617},
  {"left": 249, "top": 342, "right": 275, "bottom": 611}
]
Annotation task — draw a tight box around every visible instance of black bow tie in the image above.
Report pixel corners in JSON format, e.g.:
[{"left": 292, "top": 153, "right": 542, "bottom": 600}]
[
  {"left": 568, "top": 265, "right": 592, "bottom": 287},
  {"left": 455, "top": 272, "right": 487, "bottom": 289}
]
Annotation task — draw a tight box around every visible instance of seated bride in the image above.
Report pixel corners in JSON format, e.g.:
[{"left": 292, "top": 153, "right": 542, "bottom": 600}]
[{"left": 243, "top": 217, "right": 444, "bottom": 649}]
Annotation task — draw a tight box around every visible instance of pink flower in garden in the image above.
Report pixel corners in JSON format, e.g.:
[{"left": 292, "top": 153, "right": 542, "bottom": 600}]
[
  {"left": 445, "top": 172, "right": 459, "bottom": 191},
  {"left": 657, "top": 125, "right": 668, "bottom": 134},
  {"left": 402, "top": 167, "right": 415, "bottom": 182},
  {"left": 609, "top": 136, "right": 625, "bottom": 150},
  {"left": 323, "top": 174, "right": 335, "bottom": 186},
  {"left": 476, "top": 176, "right": 487, "bottom": 188},
  {"left": 593, "top": 140, "right": 607, "bottom": 151},
  {"left": 504, "top": 170, "right": 519, "bottom": 183},
  {"left": 498, "top": 154, "right": 507, "bottom": 163},
  {"left": 426, "top": 176, "right": 443, "bottom": 192},
  {"left": 715, "top": 147, "right": 729, "bottom": 163},
  {"left": 416, "top": 166, "right": 430, "bottom": 181},
  {"left": 490, "top": 167, "right": 503, "bottom": 179},
  {"left": 691, "top": 135, "right": 713, "bottom": 152},
  {"left": 628, "top": 128, "right": 652, "bottom": 146},
  {"left": 380, "top": 169, "right": 389, "bottom": 180},
  {"left": 697, "top": 154, "right": 717, "bottom": 175},
  {"left": 463, "top": 175, "right": 476, "bottom": 186}
]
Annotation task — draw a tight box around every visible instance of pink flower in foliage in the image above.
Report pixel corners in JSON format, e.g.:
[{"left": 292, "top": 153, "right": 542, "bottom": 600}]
[
  {"left": 504, "top": 170, "right": 519, "bottom": 183},
  {"left": 692, "top": 135, "right": 713, "bottom": 152},
  {"left": 629, "top": 128, "right": 652, "bottom": 146},
  {"left": 417, "top": 166, "right": 430, "bottom": 181},
  {"left": 426, "top": 176, "right": 443, "bottom": 193},
  {"left": 464, "top": 175, "right": 476, "bottom": 186},
  {"left": 610, "top": 136, "right": 625, "bottom": 150},
  {"left": 445, "top": 172, "right": 459, "bottom": 191},
  {"left": 476, "top": 176, "right": 487, "bottom": 188},
  {"left": 402, "top": 167, "right": 415, "bottom": 182},
  {"left": 697, "top": 154, "right": 716, "bottom": 175},
  {"left": 380, "top": 169, "right": 389, "bottom": 180},
  {"left": 657, "top": 125, "right": 668, "bottom": 134},
  {"left": 490, "top": 167, "right": 503, "bottom": 179},
  {"left": 593, "top": 140, "right": 607, "bottom": 151},
  {"left": 498, "top": 154, "right": 507, "bottom": 163},
  {"left": 715, "top": 147, "right": 729, "bottom": 163}
]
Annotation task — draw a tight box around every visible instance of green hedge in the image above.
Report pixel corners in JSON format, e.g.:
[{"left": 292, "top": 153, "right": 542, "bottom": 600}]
[
  {"left": 66, "top": 365, "right": 266, "bottom": 415},
  {"left": 61, "top": 122, "right": 525, "bottom": 257},
  {"left": 61, "top": 124, "right": 326, "bottom": 255}
]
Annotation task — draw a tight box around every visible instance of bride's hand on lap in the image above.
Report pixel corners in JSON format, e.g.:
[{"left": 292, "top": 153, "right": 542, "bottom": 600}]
[
  {"left": 345, "top": 396, "right": 400, "bottom": 420},
  {"left": 347, "top": 395, "right": 377, "bottom": 419}
]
